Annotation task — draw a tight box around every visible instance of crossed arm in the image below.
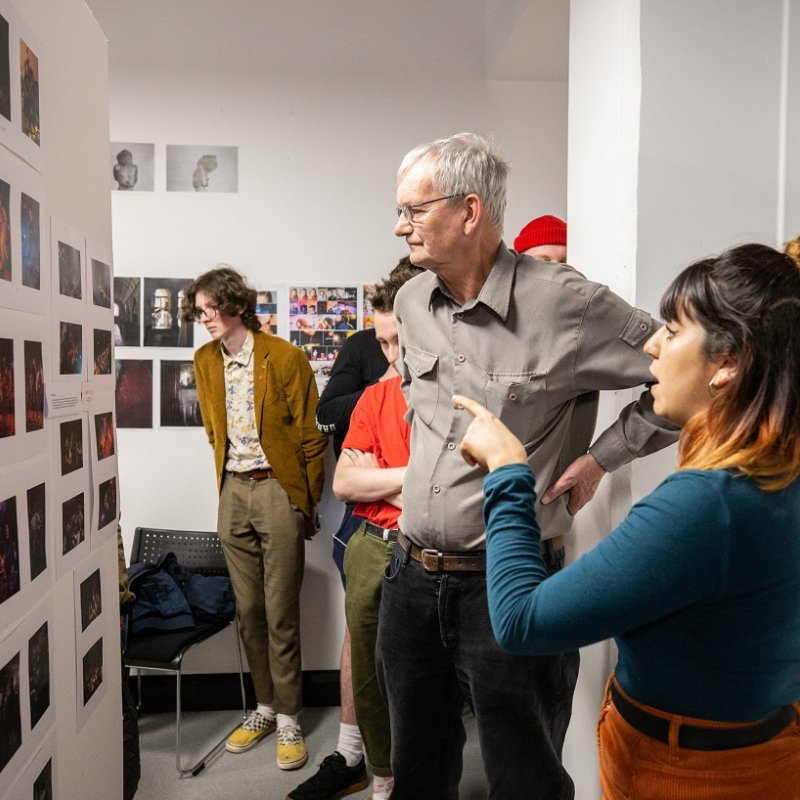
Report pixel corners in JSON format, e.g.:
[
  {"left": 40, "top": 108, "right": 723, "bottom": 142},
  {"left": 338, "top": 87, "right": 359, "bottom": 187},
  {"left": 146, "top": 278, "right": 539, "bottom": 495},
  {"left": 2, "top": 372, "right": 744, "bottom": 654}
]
[{"left": 332, "top": 448, "right": 405, "bottom": 509}]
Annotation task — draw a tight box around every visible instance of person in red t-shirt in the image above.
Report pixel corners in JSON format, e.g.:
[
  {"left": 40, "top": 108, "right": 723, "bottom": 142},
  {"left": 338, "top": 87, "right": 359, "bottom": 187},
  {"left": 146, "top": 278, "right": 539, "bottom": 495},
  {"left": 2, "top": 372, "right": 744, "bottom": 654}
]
[{"left": 331, "top": 263, "right": 422, "bottom": 800}]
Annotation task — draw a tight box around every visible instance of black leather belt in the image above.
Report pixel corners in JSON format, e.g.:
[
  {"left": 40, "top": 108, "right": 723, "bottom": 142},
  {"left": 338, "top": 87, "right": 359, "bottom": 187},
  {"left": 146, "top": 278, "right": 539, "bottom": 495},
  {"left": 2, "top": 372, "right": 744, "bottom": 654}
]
[
  {"left": 397, "top": 531, "right": 485, "bottom": 573},
  {"left": 364, "top": 521, "right": 399, "bottom": 543},
  {"left": 227, "top": 468, "right": 275, "bottom": 481},
  {"left": 610, "top": 681, "right": 796, "bottom": 751}
]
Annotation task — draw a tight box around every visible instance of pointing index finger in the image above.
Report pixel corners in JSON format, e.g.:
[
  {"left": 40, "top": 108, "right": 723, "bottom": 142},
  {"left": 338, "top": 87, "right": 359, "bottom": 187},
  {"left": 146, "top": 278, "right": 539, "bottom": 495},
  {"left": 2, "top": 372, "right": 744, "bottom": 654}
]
[{"left": 452, "top": 394, "right": 488, "bottom": 418}]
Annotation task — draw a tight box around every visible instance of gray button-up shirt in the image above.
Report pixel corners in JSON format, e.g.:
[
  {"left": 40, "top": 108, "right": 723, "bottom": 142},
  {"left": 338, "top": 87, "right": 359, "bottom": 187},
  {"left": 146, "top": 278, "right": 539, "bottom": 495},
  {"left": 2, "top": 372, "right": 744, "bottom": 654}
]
[{"left": 395, "top": 243, "right": 679, "bottom": 551}]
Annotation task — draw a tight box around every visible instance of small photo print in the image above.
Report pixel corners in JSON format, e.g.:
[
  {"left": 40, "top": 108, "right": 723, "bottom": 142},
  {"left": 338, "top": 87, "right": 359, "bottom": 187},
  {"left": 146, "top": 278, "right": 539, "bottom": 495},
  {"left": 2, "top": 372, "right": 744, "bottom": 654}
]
[
  {"left": 82, "top": 637, "right": 103, "bottom": 706},
  {"left": 166, "top": 144, "right": 238, "bottom": 193},
  {"left": 59, "top": 418, "right": 83, "bottom": 476},
  {"left": 113, "top": 277, "right": 141, "bottom": 347},
  {"left": 115, "top": 359, "right": 152, "bottom": 428},
  {"left": 143, "top": 278, "right": 193, "bottom": 348},
  {"left": 33, "top": 758, "right": 52, "bottom": 800},
  {"left": 256, "top": 289, "right": 278, "bottom": 334},
  {"left": 0, "top": 15, "right": 9, "bottom": 123},
  {"left": 160, "top": 360, "right": 202, "bottom": 426},
  {"left": 0, "top": 178, "right": 10, "bottom": 282},
  {"left": 94, "top": 411, "right": 115, "bottom": 460},
  {"left": 0, "top": 496, "right": 20, "bottom": 605},
  {"left": 93, "top": 329, "right": 112, "bottom": 375},
  {"left": 363, "top": 283, "right": 377, "bottom": 329},
  {"left": 26, "top": 482, "right": 46, "bottom": 581},
  {"left": 20, "top": 39, "right": 40, "bottom": 145},
  {"left": 24, "top": 340, "right": 44, "bottom": 432},
  {"left": 61, "top": 492, "right": 84, "bottom": 555},
  {"left": 98, "top": 476, "right": 116, "bottom": 530},
  {"left": 59, "top": 321, "right": 83, "bottom": 375},
  {"left": 110, "top": 142, "right": 154, "bottom": 192},
  {"left": 289, "top": 286, "right": 358, "bottom": 365},
  {"left": 21, "top": 193, "right": 41, "bottom": 290},
  {"left": 79, "top": 569, "right": 101, "bottom": 632},
  {"left": 58, "top": 241, "right": 82, "bottom": 300},
  {"left": 91, "top": 259, "right": 112, "bottom": 308},
  {"left": 0, "top": 651, "right": 21, "bottom": 773},
  {"left": 0, "top": 337, "right": 14, "bottom": 438},
  {"left": 28, "top": 621, "right": 50, "bottom": 729}
]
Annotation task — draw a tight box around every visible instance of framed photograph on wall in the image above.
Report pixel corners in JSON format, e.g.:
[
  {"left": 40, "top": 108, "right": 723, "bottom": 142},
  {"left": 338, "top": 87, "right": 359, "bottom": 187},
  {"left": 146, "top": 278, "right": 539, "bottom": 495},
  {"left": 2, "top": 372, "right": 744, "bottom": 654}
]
[{"left": 109, "top": 141, "right": 154, "bottom": 192}]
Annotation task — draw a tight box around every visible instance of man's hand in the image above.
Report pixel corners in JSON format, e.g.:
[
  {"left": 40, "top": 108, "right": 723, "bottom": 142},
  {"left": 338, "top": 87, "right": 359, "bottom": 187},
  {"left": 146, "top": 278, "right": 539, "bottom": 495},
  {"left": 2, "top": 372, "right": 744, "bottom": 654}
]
[
  {"left": 303, "top": 505, "right": 321, "bottom": 540},
  {"left": 341, "top": 448, "right": 380, "bottom": 469},
  {"left": 541, "top": 453, "right": 606, "bottom": 515},
  {"left": 453, "top": 395, "right": 527, "bottom": 472}
]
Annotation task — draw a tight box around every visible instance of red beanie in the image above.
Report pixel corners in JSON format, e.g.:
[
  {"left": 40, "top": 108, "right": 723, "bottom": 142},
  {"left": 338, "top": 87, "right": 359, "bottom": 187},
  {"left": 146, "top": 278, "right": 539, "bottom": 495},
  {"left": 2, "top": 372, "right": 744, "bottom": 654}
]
[{"left": 513, "top": 215, "right": 567, "bottom": 252}]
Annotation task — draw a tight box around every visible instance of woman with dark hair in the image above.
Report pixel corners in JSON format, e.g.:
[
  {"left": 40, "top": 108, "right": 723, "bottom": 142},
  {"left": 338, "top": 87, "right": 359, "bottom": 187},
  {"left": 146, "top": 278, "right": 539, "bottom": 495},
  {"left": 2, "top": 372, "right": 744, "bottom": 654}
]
[{"left": 455, "top": 243, "right": 800, "bottom": 799}]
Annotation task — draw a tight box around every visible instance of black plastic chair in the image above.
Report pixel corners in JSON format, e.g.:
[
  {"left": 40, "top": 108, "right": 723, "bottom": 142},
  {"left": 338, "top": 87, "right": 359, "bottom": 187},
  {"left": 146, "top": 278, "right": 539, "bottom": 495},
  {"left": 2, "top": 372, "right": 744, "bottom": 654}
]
[{"left": 124, "top": 527, "right": 247, "bottom": 777}]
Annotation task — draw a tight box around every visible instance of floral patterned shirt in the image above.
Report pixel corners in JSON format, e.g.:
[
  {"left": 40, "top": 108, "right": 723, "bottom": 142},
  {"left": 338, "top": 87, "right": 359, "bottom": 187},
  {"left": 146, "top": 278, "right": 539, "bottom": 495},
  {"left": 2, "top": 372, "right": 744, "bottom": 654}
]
[{"left": 222, "top": 330, "right": 270, "bottom": 472}]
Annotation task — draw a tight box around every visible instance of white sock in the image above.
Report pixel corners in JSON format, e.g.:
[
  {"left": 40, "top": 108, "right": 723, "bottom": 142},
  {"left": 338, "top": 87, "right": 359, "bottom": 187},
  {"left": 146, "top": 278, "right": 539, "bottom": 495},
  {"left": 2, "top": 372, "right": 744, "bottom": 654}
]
[
  {"left": 372, "top": 775, "right": 394, "bottom": 800},
  {"left": 277, "top": 712, "right": 299, "bottom": 729},
  {"left": 256, "top": 703, "right": 275, "bottom": 719},
  {"left": 336, "top": 722, "right": 363, "bottom": 767}
]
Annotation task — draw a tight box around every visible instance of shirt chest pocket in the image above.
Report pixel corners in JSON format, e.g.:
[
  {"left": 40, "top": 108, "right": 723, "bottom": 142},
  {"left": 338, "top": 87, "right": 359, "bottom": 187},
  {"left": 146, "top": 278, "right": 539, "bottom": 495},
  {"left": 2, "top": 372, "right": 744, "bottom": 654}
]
[
  {"left": 484, "top": 372, "right": 547, "bottom": 442},
  {"left": 403, "top": 345, "right": 439, "bottom": 426}
]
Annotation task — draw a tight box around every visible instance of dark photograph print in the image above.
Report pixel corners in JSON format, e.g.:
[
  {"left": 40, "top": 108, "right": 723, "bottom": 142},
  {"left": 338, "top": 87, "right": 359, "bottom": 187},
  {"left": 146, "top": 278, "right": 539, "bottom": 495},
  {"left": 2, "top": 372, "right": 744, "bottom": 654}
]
[
  {"left": 24, "top": 340, "right": 44, "bottom": 432},
  {"left": 143, "top": 277, "right": 193, "bottom": 348},
  {"left": 0, "top": 496, "right": 20, "bottom": 605},
  {"left": 58, "top": 241, "right": 82, "bottom": 300},
  {"left": 91, "top": 259, "right": 112, "bottom": 308},
  {"left": 59, "top": 418, "right": 83, "bottom": 476},
  {"left": 0, "top": 337, "right": 14, "bottom": 439},
  {"left": 27, "top": 482, "right": 46, "bottom": 581},
  {"left": 0, "top": 178, "right": 10, "bottom": 282},
  {"left": 20, "top": 39, "right": 39, "bottom": 146},
  {"left": 28, "top": 621, "right": 50, "bottom": 728},
  {"left": 93, "top": 329, "right": 112, "bottom": 376},
  {"left": 82, "top": 637, "right": 103, "bottom": 706},
  {"left": 94, "top": 411, "right": 115, "bottom": 460},
  {"left": 256, "top": 290, "right": 278, "bottom": 334},
  {"left": 115, "top": 359, "right": 152, "bottom": 428},
  {"left": 0, "top": 652, "right": 21, "bottom": 774},
  {"left": 0, "top": 15, "right": 9, "bottom": 122},
  {"left": 98, "top": 476, "right": 116, "bottom": 531},
  {"left": 33, "top": 759, "right": 52, "bottom": 800},
  {"left": 61, "top": 493, "right": 85, "bottom": 556},
  {"left": 80, "top": 569, "right": 101, "bottom": 632},
  {"left": 113, "top": 277, "right": 141, "bottom": 347},
  {"left": 160, "top": 360, "right": 202, "bottom": 427},
  {"left": 21, "top": 193, "right": 41, "bottom": 290},
  {"left": 59, "top": 321, "right": 83, "bottom": 375}
]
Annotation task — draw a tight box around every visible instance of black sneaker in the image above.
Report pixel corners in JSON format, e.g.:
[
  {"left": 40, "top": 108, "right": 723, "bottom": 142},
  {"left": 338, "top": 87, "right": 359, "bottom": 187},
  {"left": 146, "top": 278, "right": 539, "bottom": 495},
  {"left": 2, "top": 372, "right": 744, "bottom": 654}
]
[{"left": 285, "top": 751, "right": 369, "bottom": 800}]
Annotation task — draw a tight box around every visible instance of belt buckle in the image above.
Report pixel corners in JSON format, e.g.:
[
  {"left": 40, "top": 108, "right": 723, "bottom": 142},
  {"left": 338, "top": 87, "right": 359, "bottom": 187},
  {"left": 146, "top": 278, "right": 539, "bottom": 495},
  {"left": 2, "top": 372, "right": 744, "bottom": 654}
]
[
  {"left": 381, "top": 527, "right": 393, "bottom": 541},
  {"left": 420, "top": 548, "right": 443, "bottom": 572}
]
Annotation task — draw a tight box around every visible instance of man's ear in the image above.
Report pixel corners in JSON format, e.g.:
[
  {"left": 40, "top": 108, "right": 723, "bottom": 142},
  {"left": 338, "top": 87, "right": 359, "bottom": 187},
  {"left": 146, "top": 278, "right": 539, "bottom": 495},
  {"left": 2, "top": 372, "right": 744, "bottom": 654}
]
[{"left": 463, "top": 194, "right": 482, "bottom": 235}]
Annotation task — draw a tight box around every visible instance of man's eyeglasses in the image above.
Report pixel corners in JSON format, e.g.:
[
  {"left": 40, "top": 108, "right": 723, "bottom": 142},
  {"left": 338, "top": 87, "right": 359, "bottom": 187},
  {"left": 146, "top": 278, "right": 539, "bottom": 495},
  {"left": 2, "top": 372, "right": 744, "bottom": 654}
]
[
  {"left": 396, "top": 193, "right": 464, "bottom": 223},
  {"left": 191, "top": 304, "right": 219, "bottom": 322}
]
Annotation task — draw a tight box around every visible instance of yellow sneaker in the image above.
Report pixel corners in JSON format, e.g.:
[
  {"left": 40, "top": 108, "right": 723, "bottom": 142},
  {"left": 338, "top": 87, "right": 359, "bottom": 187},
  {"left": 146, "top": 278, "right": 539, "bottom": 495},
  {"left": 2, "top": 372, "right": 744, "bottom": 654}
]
[
  {"left": 277, "top": 723, "right": 308, "bottom": 770},
  {"left": 225, "top": 710, "right": 276, "bottom": 753}
]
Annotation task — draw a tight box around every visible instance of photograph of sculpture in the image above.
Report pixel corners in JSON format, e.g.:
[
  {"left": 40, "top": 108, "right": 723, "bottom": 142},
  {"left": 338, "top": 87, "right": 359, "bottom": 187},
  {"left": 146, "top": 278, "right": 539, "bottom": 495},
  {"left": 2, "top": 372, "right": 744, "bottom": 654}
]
[
  {"left": 98, "top": 476, "right": 116, "bottom": 530},
  {"left": 93, "top": 329, "right": 112, "bottom": 376},
  {"left": 91, "top": 259, "right": 112, "bottom": 308},
  {"left": 20, "top": 39, "right": 39, "bottom": 146},
  {"left": 0, "top": 178, "right": 10, "bottom": 282},
  {"left": 32, "top": 759, "right": 51, "bottom": 800},
  {"left": 27, "top": 621, "right": 49, "bottom": 729},
  {"left": 114, "top": 359, "right": 152, "bottom": 428},
  {"left": 110, "top": 142, "right": 154, "bottom": 192},
  {"left": 166, "top": 144, "right": 238, "bottom": 193},
  {"left": 160, "top": 360, "right": 201, "bottom": 427},
  {"left": 0, "top": 15, "right": 9, "bottom": 123},
  {"left": 0, "top": 496, "right": 20, "bottom": 605},
  {"left": 61, "top": 492, "right": 85, "bottom": 555},
  {"left": 82, "top": 637, "right": 103, "bottom": 706},
  {"left": 94, "top": 411, "right": 115, "bottom": 460},
  {"left": 113, "top": 277, "right": 140, "bottom": 347},
  {"left": 79, "top": 569, "right": 101, "bottom": 632},
  {"left": 256, "top": 289, "right": 278, "bottom": 334},
  {"left": 0, "top": 651, "right": 21, "bottom": 774},
  {"left": 59, "top": 321, "right": 82, "bottom": 375},
  {"left": 26, "top": 482, "right": 46, "bottom": 581},
  {"left": 21, "top": 193, "right": 41, "bottom": 291},
  {"left": 24, "top": 340, "right": 43, "bottom": 433},
  {"left": 143, "top": 277, "right": 193, "bottom": 347},
  {"left": 59, "top": 418, "right": 83, "bottom": 476},
  {"left": 58, "top": 241, "right": 82, "bottom": 300},
  {"left": 0, "top": 337, "right": 14, "bottom": 439}
]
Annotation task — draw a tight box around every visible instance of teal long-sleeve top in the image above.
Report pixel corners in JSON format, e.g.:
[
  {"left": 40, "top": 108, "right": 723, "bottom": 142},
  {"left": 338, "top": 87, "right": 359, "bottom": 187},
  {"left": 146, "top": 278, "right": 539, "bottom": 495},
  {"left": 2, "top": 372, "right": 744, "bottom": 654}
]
[{"left": 483, "top": 464, "right": 800, "bottom": 721}]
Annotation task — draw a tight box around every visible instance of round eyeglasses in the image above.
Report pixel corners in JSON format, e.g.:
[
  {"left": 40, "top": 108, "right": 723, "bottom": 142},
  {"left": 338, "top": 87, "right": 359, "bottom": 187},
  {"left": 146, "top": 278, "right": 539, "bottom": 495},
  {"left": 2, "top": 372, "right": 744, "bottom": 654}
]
[
  {"left": 396, "top": 193, "right": 464, "bottom": 223},
  {"left": 191, "top": 304, "right": 219, "bottom": 322}
]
